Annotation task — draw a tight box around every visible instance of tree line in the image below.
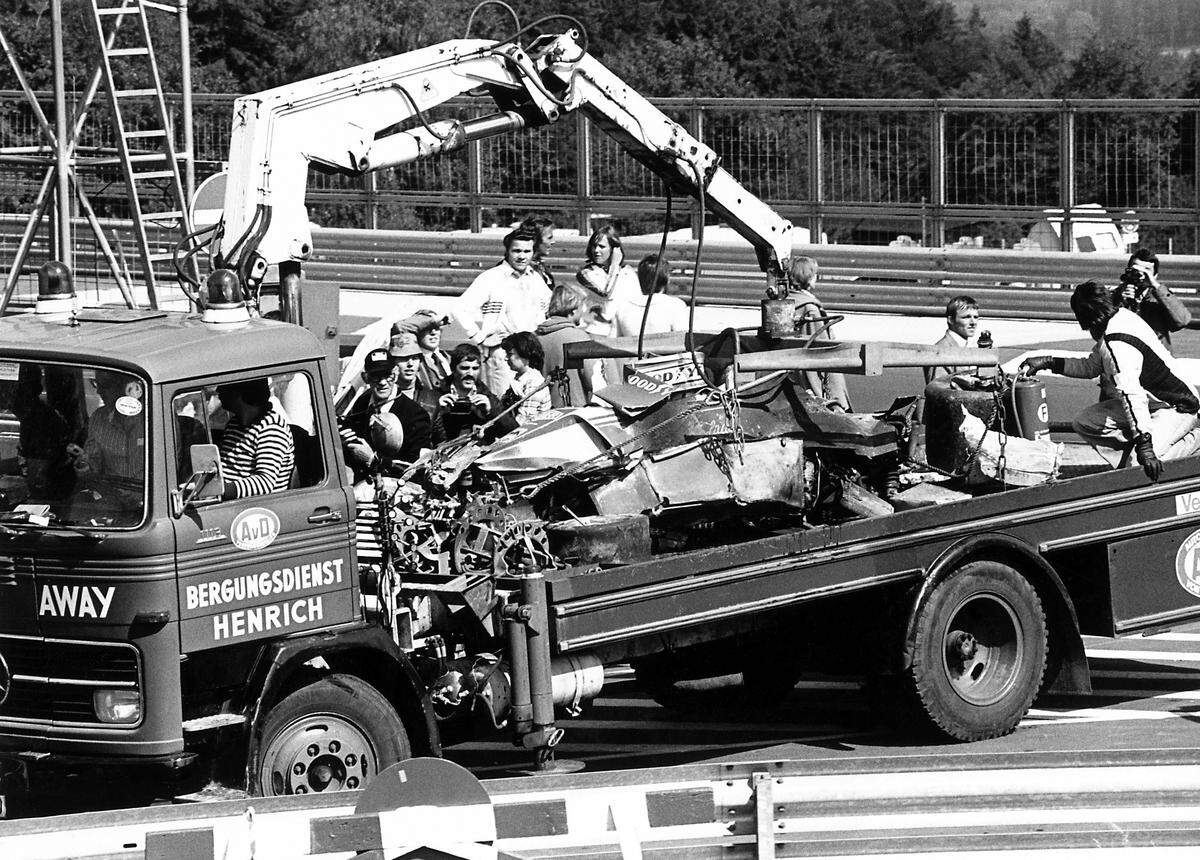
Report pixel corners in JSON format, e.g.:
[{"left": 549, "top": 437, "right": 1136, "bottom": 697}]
[{"left": 2, "top": 0, "right": 1200, "bottom": 100}]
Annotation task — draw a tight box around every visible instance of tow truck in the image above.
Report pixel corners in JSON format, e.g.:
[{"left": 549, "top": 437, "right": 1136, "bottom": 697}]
[{"left": 3, "top": 20, "right": 1200, "bottom": 811}]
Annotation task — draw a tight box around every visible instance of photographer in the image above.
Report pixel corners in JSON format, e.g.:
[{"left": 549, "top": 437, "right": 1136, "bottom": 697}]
[
  {"left": 1117, "top": 249, "right": 1190, "bottom": 351},
  {"left": 431, "top": 343, "right": 517, "bottom": 444}
]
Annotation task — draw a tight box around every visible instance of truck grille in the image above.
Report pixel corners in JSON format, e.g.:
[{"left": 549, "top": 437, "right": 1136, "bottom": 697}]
[{"left": 0, "top": 635, "right": 141, "bottom": 726}]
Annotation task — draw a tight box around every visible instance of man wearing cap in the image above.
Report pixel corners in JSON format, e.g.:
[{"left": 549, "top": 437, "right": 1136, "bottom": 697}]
[
  {"left": 453, "top": 227, "right": 551, "bottom": 394},
  {"left": 339, "top": 346, "right": 431, "bottom": 482}
]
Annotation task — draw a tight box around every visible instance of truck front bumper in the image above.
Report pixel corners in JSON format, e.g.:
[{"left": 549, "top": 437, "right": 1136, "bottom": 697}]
[{"left": 0, "top": 750, "right": 196, "bottom": 817}]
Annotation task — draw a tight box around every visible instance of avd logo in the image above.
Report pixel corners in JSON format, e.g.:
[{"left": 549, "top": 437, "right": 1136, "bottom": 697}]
[{"left": 231, "top": 508, "right": 281, "bottom": 552}]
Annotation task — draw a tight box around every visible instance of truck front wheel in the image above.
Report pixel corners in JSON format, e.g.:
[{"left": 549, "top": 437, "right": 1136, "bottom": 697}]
[
  {"left": 907, "top": 561, "right": 1047, "bottom": 741},
  {"left": 255, "top": 674, "right": 411, "bottom": 796}
]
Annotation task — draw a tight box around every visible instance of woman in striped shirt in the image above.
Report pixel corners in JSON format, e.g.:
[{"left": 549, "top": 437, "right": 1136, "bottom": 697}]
[{"left": 216, "top": 379, "right": 294, "bottom": 499}]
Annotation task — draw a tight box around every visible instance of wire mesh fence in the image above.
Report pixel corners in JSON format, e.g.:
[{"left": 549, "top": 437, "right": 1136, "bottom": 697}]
[{"left": 1, "top": 92, "right": 1198, "bottom": 252}]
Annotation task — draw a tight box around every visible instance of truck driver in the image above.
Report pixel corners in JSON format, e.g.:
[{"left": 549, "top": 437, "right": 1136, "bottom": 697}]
[
  {"left": 215, "top": 378, "right": 295, "bottom": 499},
  {"left": 1019, "top": 280, "right": 1200, "bottom": 482}
]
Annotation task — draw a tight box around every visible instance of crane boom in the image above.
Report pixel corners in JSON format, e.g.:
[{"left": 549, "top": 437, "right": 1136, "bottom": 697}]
[{"left": 217, "top": 30, "right": 796, "bottom": 300}]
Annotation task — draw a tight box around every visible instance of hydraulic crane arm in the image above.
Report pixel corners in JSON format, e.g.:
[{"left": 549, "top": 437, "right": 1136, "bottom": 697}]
[{"left": 218, "top": 30, "right": 796, "bottom": 297}]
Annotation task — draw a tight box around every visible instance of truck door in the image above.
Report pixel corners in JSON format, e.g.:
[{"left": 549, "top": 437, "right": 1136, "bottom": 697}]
[{"left": 168, "top": 366, "right": 357, "bottom": 655}]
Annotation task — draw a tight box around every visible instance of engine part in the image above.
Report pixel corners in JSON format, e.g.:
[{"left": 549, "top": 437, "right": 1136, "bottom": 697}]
[
  {"left": 465, "top": 652, "right": 605, "bottom": 727},
  {"left": 546, "top": 513, "right": 652, "bottom": 565},
  {"left": 922, "top": 377, "right": 1000, "bottom": 474},
  {"left": 493, "top": 520, "right": 556, "bottom": 574}
]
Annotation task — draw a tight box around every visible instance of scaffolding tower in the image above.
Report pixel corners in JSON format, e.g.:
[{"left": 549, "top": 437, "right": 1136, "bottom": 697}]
[{"left": 0, "top": 0, "right": 196, "bottom": 311}]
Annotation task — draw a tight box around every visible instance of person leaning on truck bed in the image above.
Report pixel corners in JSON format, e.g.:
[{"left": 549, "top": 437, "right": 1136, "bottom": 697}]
[
  {"left": 790, "top": 256, "right": 851, "bottom": 411},
  {"left": 215, "top": 378, "right": 295, "bottom": 500},
  {"left": 1019, "top": 280, "right": 1200, "bottom": 482},
  {"left": 536, "top": 283, "right": 598, "bottom": 408}
]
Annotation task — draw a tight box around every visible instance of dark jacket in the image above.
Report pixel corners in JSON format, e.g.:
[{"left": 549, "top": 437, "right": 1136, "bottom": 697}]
[
  {"left": 536, "top": 316, "right": 594, "bottom": 408},
  {"left": 431, "top": 378, "right": 517, "bottom": 444},
  {"left": 341, "top": 388, "right": 431, "bottom": 476}
]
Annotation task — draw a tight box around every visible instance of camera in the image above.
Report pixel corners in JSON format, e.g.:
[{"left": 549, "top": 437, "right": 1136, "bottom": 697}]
[{"left": 1117, "top": 266, "right": 1152, "bottom": 309}]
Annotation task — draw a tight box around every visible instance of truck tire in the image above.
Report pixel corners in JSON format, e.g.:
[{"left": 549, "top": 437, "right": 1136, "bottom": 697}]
[
  {"left": 255, "top": 674, "right": 411, "bottom": 797},
  {"left": 906, "top": 561, "right": 1046, "bottom": 741}
]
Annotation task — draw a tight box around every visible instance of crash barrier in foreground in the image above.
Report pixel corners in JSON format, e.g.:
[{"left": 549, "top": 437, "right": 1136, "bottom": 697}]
[
  {"left": 8, "top": 753, "right": 1200, "bottom": 859},
  {"left": 4, "top": 217, "right": 1200, "bottom": 321}
]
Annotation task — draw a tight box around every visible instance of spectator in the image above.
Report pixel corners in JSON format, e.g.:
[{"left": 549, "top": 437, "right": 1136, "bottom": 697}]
[
  {"left": 576, "top": 225, "right": 640, "bottom": 333},
  {"left": 925, "top": 295, "right": 981, "bottom": 384},
  {"left": 790, "top": 256, "right": 850, "bottom": 411},
  {"left": 536, "top": 284, "right": 597, "bottom": 408},
  {"left": 453, "top": 227, "right": 550, "bottom": 395},
  {"left": 340, "top": 346, "right": 431, "bottom": 481},
  {"left": 216, "top": 378, "right": 295, "bottom": 500},
  {"left": 393, "top": 310, "right": 451, "bottom": 393},
  {"left": 612, "top": 254, "right": 689, "bottom": 338},
  {"left": 500, "top": 332, "right": 552, "bottom": 424},
  {"left": 432, "top": 343, "right": 517, "bottom": 444},
  {"left": 519, "top": 215, "right": 557, "bottom": 291}
]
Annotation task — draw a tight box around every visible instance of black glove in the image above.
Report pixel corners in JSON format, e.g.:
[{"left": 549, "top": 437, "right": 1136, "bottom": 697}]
[
  {"left": 1134, "top": 433, "right": 1162, "bottom": 482},
  {"left": 1019, "top": 355, "right": 1054, "bottom": 376}
]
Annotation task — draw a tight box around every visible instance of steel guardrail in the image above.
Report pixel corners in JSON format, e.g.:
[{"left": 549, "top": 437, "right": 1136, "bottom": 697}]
[
  {"left": 6, "top": 750, "right": 1200, "bottom": 859},
  {"left": 4, "top": 218, "right": 1200, "bottom": 322}
]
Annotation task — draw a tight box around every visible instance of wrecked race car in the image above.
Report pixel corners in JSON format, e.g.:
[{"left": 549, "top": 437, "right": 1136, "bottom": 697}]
[{"left": 370, "top": 329, "right": 1014, "bottom": 586}]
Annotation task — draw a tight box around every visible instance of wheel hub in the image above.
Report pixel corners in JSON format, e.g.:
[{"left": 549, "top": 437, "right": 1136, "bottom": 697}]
[
  {"left": 941, "top": 593, "right": 1024, "bottom": 707},
  {"left": 260, "top": 716, "right": 375, "bottom": 796}
]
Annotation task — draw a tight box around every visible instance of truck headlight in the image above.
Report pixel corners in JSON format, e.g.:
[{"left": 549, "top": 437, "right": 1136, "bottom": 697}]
[{"left": 93, "top": 690, "right": 141, "bottom": 724}]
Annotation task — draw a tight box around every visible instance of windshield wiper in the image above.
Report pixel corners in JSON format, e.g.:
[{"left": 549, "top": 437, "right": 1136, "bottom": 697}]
[{"left": 0, "top": 511, "right": 105, "bottom": 541}]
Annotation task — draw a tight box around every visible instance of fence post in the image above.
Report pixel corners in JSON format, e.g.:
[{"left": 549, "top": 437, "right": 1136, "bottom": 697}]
[
  {"left": 365, "top": 171, "right": 378, "bottom": 231},
  {"left": 1194, "top": 106, "right": 1200, "bottom": 253},
  {"left": 929, "top": 101, "right": 945, "bottom": 248},
  {"left": 1059, "top": 101, "right": 1076, "bottom": 252},
  {"left": 807, "top": 102, "right": 823, "bottom": 243},
  {"left": 575, "top": 109, "right": 591, "bottom": 236},
  {"left": 468, "top": 103, "right": 483, "bottom": 233},
  {"left": 689, "top": 102, "right": 704, "bottom": 239}
]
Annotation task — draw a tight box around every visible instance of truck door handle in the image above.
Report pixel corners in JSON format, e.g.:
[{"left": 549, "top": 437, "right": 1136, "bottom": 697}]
[{"left": 307, "top": 508, "right": 343, "bottom": 524}]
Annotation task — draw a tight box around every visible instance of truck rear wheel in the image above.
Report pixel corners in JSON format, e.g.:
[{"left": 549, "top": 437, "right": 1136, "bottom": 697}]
[
  {"left": 255, "top": 674, "right": 411, "bottom": 797},
  {"left": 907, "top": 561, "right": 1046, "bottom": 741}
]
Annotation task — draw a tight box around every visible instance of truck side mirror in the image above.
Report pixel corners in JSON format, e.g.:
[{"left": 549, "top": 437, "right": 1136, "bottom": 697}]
[{"left": 170, "top": 443, "right": 226, "bottom": 518}]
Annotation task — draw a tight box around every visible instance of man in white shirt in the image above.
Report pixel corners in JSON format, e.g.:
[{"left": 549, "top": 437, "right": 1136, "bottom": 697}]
[
  {"left": 925, "top": 295, "right": 981, "bottom": 384},
  {"left": 612, "top": 254, "right": 689, "bottom": 338},
  {"left": 453, "top": 227, "right": 550, "bottom": 393}
]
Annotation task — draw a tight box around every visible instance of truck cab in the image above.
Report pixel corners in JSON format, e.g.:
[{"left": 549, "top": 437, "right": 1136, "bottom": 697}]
[{"left": 0, "top": 300, "right": 434, "bottom": 804}]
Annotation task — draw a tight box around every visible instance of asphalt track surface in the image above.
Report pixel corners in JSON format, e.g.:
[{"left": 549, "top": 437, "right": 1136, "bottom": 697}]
[{"left": 443, "top": 627, "right": 1200, "bottom": 779}]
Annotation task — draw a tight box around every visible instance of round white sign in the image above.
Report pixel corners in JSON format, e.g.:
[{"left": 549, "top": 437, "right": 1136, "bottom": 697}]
[
  {"left": 115, "top": 395, "right": 142, "bottom": 416},
  {"left": 1175, "top": 528, "right": 1200, "bottom": 598},
  {"left": 231, "top": 507, "right": 281, "bottom": 552}
]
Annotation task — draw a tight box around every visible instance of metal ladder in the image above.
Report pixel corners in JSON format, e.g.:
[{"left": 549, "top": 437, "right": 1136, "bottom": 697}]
[{"left": 86, "top": 0, "right": 195, "bottom": 309}]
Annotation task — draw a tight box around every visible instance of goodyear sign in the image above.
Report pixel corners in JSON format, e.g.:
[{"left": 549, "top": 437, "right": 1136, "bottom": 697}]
[{"left": 180, "top": 555, "right": 355, "bottom": 651}]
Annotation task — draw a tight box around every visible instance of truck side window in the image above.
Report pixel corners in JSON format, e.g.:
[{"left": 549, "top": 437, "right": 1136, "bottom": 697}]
[
  {"left": 172, "top": 372, "right": 324, "bottom": 491},
  {"left": 173, "top": 391, "right": 211, "bottom": 483}
]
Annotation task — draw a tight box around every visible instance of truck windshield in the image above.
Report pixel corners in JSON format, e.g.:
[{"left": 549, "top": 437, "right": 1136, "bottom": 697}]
[{"left": 0, "top": 360, "right": 147, "bottom": 529}]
